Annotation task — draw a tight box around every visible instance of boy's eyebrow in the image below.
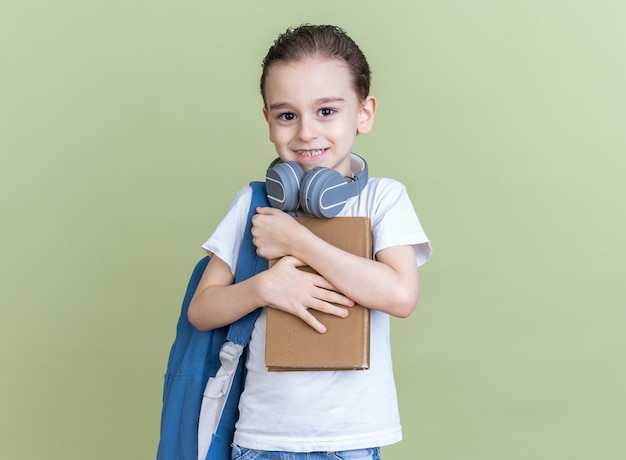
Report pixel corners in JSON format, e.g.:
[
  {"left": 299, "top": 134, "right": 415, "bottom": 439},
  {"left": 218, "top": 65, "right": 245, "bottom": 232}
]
[
  {"left": 315, "top": 97, "right": 346, "bottom": 104},
  {"left": 267, "top": 97, "right": 346, "bottom": 111}
]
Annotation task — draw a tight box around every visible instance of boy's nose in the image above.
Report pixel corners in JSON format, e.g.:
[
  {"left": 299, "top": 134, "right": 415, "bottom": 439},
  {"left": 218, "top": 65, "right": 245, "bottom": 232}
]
[{"left": 297, "top": 118, "right": 318, "bottom": 141}]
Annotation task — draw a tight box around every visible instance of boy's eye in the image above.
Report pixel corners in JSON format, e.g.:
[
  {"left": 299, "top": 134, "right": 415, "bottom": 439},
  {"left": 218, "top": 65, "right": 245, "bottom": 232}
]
[
  {"left": 279, "top": 112, "right": 296, "bottom": 121},
  {"left": 318, "top": 108, "right": 335, "bottom": 117}
]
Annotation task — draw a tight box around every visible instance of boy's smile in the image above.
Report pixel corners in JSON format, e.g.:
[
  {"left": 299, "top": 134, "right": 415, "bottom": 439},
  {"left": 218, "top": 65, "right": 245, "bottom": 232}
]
[{"left": 263, "top": 57, "right": 376, "bottom": 177}]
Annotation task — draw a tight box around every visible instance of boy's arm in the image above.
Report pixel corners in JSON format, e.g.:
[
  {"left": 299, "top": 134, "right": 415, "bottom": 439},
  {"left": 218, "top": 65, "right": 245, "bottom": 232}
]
[
  {"left": 187, "top": 252, "right": 354, "bottom": 333},
  {"left": 252, "top": 207, "right": 420, "bottom": 318}
]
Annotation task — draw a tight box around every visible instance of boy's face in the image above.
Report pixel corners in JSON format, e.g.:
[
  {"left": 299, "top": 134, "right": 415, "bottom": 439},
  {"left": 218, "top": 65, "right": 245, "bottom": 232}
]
[{"left": 263, "top": 57, "right": 376, "bottom": 177}]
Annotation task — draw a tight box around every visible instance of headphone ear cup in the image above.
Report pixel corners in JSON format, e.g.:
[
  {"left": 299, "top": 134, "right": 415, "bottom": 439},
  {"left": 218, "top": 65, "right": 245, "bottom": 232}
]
[
  {"left": 299, "top": 167, "right": 349, "bottom": 218},
  {"left": 265, "top": 162, "right": 305, "bottom": 212}
]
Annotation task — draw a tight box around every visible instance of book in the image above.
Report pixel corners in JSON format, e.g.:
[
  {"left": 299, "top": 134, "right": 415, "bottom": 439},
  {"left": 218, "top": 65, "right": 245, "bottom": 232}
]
[{"left": 265, "top": 216, "right": 372, "bottom": 371}]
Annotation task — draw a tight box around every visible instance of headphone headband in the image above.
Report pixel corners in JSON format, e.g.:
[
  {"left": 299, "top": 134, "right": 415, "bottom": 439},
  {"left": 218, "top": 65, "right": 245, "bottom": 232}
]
[{"left": 347, "top": 153, "right": 368, "bottom": 193}]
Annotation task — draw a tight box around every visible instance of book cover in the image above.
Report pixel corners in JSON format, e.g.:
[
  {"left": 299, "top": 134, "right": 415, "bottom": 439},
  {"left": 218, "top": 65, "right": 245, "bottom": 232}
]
[{"left": 265, "top": 216, "right": 371, "bottom": 371}]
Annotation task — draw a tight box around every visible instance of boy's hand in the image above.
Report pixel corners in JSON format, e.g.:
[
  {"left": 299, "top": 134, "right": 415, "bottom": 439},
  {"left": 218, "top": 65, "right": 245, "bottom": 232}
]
[
  {"left": 260, "top": 255, "right": 354, "bottom": 334},
  {"left": 251, "top": 207, "right": 305, "bottom": 260}
]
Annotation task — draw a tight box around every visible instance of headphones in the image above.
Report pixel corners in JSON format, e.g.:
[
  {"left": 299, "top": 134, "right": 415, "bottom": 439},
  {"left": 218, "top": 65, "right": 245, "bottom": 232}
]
[{"left": 265, "top": 153, "right": 369, "bottom": 218}]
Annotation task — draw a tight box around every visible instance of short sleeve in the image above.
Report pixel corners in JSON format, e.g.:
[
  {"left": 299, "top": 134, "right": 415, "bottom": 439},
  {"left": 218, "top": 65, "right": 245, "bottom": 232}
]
[
  {"left": 201, "top": 186, "right": 253, "bottom": 276},
  {"left": 365, "top": 179, "right": 432, "bottom": 266}
]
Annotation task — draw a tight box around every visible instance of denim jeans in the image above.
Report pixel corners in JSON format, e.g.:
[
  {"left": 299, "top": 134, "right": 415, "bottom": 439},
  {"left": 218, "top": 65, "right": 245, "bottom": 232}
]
[{"left": 231, "top": 444, "right": 381, "bottom": 460}]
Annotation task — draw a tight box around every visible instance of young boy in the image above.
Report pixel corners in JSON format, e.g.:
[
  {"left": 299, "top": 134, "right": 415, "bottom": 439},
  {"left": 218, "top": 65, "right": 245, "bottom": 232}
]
[{"left": 189, "top": 24, "right": 431, "bottom": 460}]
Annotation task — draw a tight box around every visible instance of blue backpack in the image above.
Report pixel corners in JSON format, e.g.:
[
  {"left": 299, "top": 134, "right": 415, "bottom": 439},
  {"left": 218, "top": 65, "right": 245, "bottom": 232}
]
[{"left": 157, "top": 181, "right": 269, "bottom": 460}]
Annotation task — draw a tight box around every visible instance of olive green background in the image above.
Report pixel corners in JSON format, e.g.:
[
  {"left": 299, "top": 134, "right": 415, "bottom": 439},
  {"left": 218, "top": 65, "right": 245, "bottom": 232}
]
[{"left": 1, "top": 1, "right": 624, "bottom": 459}]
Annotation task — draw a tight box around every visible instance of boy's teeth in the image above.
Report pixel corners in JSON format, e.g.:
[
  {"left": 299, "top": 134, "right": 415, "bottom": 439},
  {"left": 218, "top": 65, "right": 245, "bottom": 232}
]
[{"left": 297, "top": 149, "right": 324, "bottom": 156}]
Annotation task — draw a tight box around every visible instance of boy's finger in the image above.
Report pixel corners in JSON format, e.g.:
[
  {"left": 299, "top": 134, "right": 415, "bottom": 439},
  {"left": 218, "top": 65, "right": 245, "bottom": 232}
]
[
  {"left": 300, "top": 311, "right": 327, "bottom": 334},
  {"left": 310, "top": 298, "right": 350, "bottom": 318},
  {"left": 255, "top": 206, "right": 278, "bottom": 215}
]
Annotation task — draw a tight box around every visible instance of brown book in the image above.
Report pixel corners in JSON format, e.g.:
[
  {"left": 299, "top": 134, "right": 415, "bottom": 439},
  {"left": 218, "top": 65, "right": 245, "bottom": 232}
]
[{"left": 265, "top": 216, "right": 372, "bottom": 371}]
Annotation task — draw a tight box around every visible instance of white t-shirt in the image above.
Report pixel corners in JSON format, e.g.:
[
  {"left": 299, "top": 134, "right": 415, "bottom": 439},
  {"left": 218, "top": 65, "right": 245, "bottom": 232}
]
[{"left": 202, "top": 177, "right": 431, "bottom": 452}]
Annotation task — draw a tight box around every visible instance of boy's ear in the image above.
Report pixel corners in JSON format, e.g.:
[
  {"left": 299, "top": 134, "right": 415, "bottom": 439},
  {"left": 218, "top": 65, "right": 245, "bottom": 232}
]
[
  {"left": 263, "top": 106, "right": 270, "bottom": 125},
  {"left": 357, "top": 95, "right": 376, "bottom": 134},
  {"left": 263, "top": 107, "right": 274, "bottom": 140}
]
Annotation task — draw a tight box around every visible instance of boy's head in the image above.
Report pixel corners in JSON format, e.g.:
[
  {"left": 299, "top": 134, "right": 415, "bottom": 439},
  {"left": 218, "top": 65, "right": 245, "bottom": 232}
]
[{"left": 260, "top": 24, "right": 371, "bottom": 106}]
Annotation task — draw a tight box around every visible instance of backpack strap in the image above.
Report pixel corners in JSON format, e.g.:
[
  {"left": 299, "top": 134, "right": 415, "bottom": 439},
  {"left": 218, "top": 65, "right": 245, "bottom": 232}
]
[
  {"left": 197, "top": 181, "right": 269, "bottom": 460},
  {"left": 227, "top": 181, "right": 269, "bottom": 344}
]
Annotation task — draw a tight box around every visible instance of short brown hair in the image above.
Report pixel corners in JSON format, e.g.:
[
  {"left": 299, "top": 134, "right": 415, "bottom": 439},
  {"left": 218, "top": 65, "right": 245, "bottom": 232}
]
[{"left": 260, "top": 24, "right": 371, "bottom": 104}]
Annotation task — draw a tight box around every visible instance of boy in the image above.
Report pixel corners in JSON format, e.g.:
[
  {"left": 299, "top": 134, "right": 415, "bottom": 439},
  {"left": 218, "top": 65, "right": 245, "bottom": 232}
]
[{"left": 189, "top": 25, "right": 431, "bottom": 460}]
